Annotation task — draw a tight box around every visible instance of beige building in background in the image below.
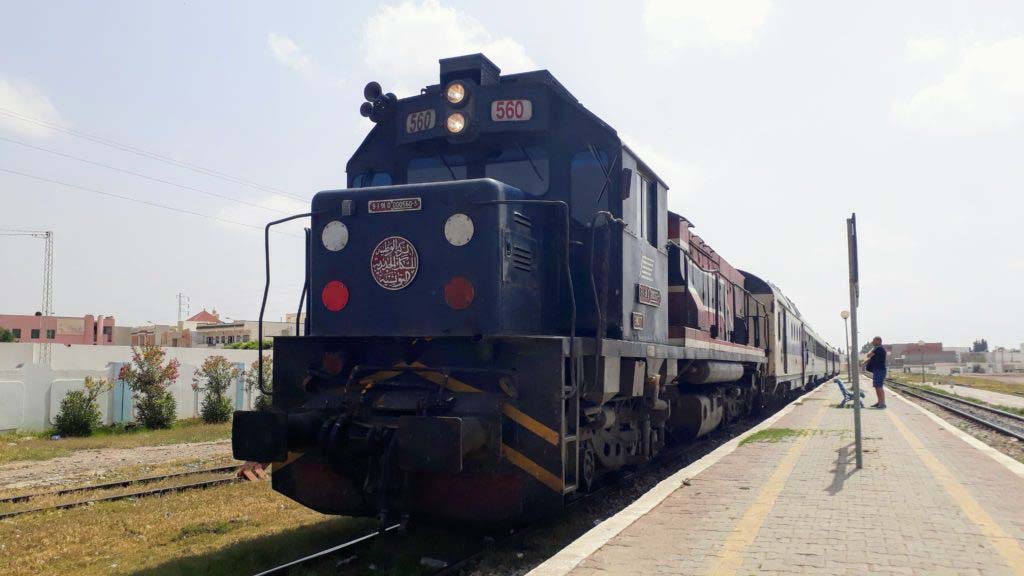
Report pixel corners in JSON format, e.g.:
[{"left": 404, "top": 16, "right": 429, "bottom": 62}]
[{"left": 193, "top": 320, "right": 299, "bottom": 347}]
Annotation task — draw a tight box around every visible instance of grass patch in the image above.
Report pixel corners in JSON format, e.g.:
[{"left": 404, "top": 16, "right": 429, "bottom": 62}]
[
  {"left": 175, "top": 520, "right": 244, "bottom": 541},
  {"left": 0, "top": 480, "right": 378, "bottom": 576},
  {"left": 892, "top": 372, "right": 1024, "bottom": 398},
  {"left": 740, "top": 428, "right": 810, "bottom": 445},
  {"left": 0, "top": 419, "right": 231, "bottom": 465}
]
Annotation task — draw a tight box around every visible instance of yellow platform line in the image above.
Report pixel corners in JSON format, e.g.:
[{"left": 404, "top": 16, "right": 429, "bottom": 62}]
[
  {"left": 888, "top": 407, "right": 1024, "bottom": 575},
  {"left": 706, "top": 401, "right": 829, "bottom": 576}
]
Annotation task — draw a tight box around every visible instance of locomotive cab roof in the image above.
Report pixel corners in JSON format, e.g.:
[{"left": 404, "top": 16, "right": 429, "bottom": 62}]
[{"left": 346, "top": 53, "right": 672, "bottom": 195}]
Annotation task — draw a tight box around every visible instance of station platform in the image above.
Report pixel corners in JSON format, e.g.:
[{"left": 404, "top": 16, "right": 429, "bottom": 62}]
[{"left": 529, "top": 379, "right": 1024, "bottom": 576}]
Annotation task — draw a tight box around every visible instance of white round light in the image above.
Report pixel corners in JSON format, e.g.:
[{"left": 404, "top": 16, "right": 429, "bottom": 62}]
[
  {"left": 322, "top": 220, "right": 349, "bottom": 252},
  {"left": 446, "top": 82, "right": 466, "bottom": 104},
  {"left": 446, "top": 112, "right": 466, "bottom": 134},
  {"left": 444, "top": 213, "right": 474, "bottom": 246}
]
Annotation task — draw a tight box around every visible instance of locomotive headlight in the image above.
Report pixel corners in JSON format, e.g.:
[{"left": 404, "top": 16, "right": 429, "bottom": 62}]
[
  {"left": 446, "top": 112, "right": 466, "bottom": 134},
  {"left": 322, "top": 220, "right": 349, "bottom": 252},
  {"left": 444, "top": 213, "right": 474, "bottom": 246},
  {"left": 445, "top": 82, "right": 466, "bottom": 105}
]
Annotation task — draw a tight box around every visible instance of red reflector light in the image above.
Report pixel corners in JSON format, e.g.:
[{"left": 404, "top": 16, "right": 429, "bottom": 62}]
[
  {"left": 444, "top": 276, "right": 475, "bottom": 310},
  {"left": 322, "top": 280, "right": 349, "bottom": 312}
]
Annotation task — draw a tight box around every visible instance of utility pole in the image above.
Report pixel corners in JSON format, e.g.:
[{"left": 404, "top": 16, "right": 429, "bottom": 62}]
[
  {"left": 846, "top": 214, "right": 863, "bottom": 469},
  {"left": 0, "top": 229, "right": 54, "bottom": 365},
  {"left": 177, "top": 292, "right": 190, "bottom": 324}
]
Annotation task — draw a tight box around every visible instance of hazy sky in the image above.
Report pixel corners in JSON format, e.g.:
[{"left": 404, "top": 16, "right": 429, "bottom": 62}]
[{"left": 1, "top": 1, "right": 1022, "bottom": 351}]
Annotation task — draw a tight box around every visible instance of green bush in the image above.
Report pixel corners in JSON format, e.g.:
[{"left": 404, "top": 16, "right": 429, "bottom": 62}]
[
  {"left": 224, "top": 340, "right": 272, "bottom": 350},
  {"left": 193, "top": 356, "right": 240, "bottom": 424},
  {"left": 245, "top": 355, "right": 273, "bottom": 411},
  {"left": 120, "top": 346, "right": 181, "bottom": 430},
  {"left": 253, "top": 393, "right": 272, "bottom": 411},
  {"left": 136, "top": 390, "right": 177, "bottom": 429},
  {"left": 53, "top": 390, "right": 102, "bottom": 436},
  {"left": 200, "top": 394, "right": 234, "bottom": 423}
]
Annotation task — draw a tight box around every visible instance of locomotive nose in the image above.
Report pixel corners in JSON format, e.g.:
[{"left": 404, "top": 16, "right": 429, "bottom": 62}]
[{"left": 309, "top": 178, "right": 543, "bottom": 338}]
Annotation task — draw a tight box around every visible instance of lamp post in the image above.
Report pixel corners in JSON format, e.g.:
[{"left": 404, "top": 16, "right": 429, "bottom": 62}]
[
  {"left": 841, "top": 310, "right": 851, "bottom": 383},
  {"left": 918, "top": 340, "right": 925, "bottom": 384}
]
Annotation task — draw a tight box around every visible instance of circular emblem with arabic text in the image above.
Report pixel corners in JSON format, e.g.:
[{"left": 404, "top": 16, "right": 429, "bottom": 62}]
[{"left": 370, "top": 236, "right": 419, "bottom": 290}]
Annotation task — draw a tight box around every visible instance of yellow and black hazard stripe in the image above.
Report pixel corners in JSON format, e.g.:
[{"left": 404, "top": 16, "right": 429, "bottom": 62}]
[{"left": 360, "top": 361, "right": 564, "bottom": 491}]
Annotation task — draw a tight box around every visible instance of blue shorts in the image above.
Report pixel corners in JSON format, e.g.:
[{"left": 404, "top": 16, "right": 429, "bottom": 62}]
[{"left": 871, "top": 370, "right": 886, "bottom": 388}]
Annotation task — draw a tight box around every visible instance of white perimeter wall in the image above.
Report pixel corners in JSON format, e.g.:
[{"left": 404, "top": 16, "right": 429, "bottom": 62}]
[{"left": 0, "top": 343, "right": 270, "bottom": 432}]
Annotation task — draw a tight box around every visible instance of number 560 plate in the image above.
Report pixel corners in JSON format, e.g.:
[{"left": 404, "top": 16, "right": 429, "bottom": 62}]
[{"left": 491, "top": 99, "right": 532, "bottom": 122}]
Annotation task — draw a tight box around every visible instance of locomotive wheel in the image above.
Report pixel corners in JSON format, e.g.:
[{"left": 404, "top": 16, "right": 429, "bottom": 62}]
[{"left": 581, "top": 443, "right": 596, "bottom": 492}]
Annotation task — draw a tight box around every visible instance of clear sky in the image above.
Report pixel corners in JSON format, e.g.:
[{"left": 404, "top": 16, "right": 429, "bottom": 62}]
[{"left": 1, "top": 0, "right": 1021, "bottom": 351}]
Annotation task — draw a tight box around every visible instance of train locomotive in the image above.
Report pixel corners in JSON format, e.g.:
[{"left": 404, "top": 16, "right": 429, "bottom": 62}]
[{"left": 232, "top": 54, "right": 839, "bottom": 525}]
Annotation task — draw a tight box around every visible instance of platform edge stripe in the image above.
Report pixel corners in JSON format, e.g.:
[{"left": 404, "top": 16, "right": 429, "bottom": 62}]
[
  {"left": 891, "top": 390, "right": 1024, "bottom": 479},
  {"left": 887, "top": 407, "right": 1024, "bottom": 574},
  {"left": 524, "top": 385, "right": 827, "bottom": 576},
  {"left": 502, "top": 443, "right": 564, "bottom": 492}
]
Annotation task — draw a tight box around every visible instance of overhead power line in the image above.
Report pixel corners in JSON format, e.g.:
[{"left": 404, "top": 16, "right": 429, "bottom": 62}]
[
  {"left": 0, "top": 135, "right": 292, "bottom": 215},
  {"left": 0, "top": 134, "right": 294, "bottom": 215},
  {"left": 0, "top": 166, "right": 301, "bottom": 237},
  {"left": 0, "top": 107, "right": 307, "bottom": 201}
]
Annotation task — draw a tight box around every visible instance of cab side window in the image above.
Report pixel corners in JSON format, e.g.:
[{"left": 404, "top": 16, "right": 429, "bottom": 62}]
[
  {"left": 633, "top": 173, "right": 657, "bottom": 247},
  {"left": 570, "top": 150, "right": 609, "bottom": 224}
]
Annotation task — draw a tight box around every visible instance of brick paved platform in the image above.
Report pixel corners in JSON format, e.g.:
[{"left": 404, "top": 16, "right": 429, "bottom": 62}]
[{"left": 530, "top": 380, "right": 1024, "bottom": 576}]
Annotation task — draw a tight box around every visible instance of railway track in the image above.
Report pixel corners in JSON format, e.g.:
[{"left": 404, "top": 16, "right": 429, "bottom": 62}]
[
  {"left": 246, "top": 405, "right": 762, "bottom": 576},
  {"left": 0, "top": 465, "right": 242, "bottom": 520},
  {"left": 888, "top": 380, "right": 1024, "bottom": 441},
  {"left": 251, "top": 524, "right": 402, "bottom": 576}
]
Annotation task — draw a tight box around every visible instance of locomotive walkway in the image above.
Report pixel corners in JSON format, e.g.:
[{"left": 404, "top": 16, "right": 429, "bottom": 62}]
[{"left": 529, "top": 378, "right": 1024, "bottom": 576}]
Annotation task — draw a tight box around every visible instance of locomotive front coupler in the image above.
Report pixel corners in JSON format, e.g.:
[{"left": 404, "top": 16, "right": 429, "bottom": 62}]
[{"left": 232, "top": 408, "right": 325, "bottom": 463}]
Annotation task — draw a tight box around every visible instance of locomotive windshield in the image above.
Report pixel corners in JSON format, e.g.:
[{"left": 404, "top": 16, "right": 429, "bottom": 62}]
[{"left": 405, "top": 144, "right": 549, "bottom": 196}]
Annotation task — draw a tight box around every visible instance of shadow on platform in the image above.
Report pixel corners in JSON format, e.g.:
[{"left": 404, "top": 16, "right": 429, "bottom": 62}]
[{"left": 827, "top": 442, "right": 859, "bottom": 495}]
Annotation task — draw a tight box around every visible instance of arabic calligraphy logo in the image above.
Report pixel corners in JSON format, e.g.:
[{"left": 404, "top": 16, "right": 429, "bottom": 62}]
[{"left": 370, "top": 236, "right": 419, "bottom": 290}]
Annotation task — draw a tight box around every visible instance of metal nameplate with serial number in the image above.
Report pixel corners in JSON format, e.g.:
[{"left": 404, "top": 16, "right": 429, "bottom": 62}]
[
  {"left": 636, "top": 283, "right": 662, "bottom": 307},
  {"left": 368, "top": 197, "right": 422, "bottom": 214}
]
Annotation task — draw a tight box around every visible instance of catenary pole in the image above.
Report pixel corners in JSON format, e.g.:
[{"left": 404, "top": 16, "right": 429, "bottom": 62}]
[{"left": 847, "top": 214, "right": 863, "bottom": 469}]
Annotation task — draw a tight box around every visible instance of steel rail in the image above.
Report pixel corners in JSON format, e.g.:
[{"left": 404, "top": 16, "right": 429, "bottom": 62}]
[
  {"left": 250, "top": 523, "right": 401, "bottom": 576},
  {"left": 890, "top": 381, "right": 1024, "bottom": 423},
  {"left": 0, "top": 465, "right": 238, "bottom": 505},
  {"left": 889, "top": 381, "right": 1024, "bottom": 442},
  {"left": 0, "top": 475, "right": 240, "bottom": 520}
]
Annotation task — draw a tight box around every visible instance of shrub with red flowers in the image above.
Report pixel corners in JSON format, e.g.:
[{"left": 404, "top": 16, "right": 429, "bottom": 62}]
[
  {"left": 118, "top": 345, "right": 180, "bottom": 429},
  {"left": 243, "top": 355, "right": 273, "bottom": 411},
  {"left": 192, "top": 355, "right": 239, "bottom": 423}
]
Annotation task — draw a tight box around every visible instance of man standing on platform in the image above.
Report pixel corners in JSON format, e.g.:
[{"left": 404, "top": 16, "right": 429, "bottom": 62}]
[{"left": 864, "top": 336, "right": 887, "bottom": 409}]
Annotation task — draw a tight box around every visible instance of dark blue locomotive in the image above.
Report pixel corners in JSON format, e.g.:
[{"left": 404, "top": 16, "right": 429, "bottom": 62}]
[{"left": 233, "top": 54, "right": 838, "bottom": 525}]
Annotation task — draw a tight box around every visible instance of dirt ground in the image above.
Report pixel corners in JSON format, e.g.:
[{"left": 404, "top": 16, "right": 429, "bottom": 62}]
[{"left": 0, "top": 439, "right": 232, "bottom": 491}]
